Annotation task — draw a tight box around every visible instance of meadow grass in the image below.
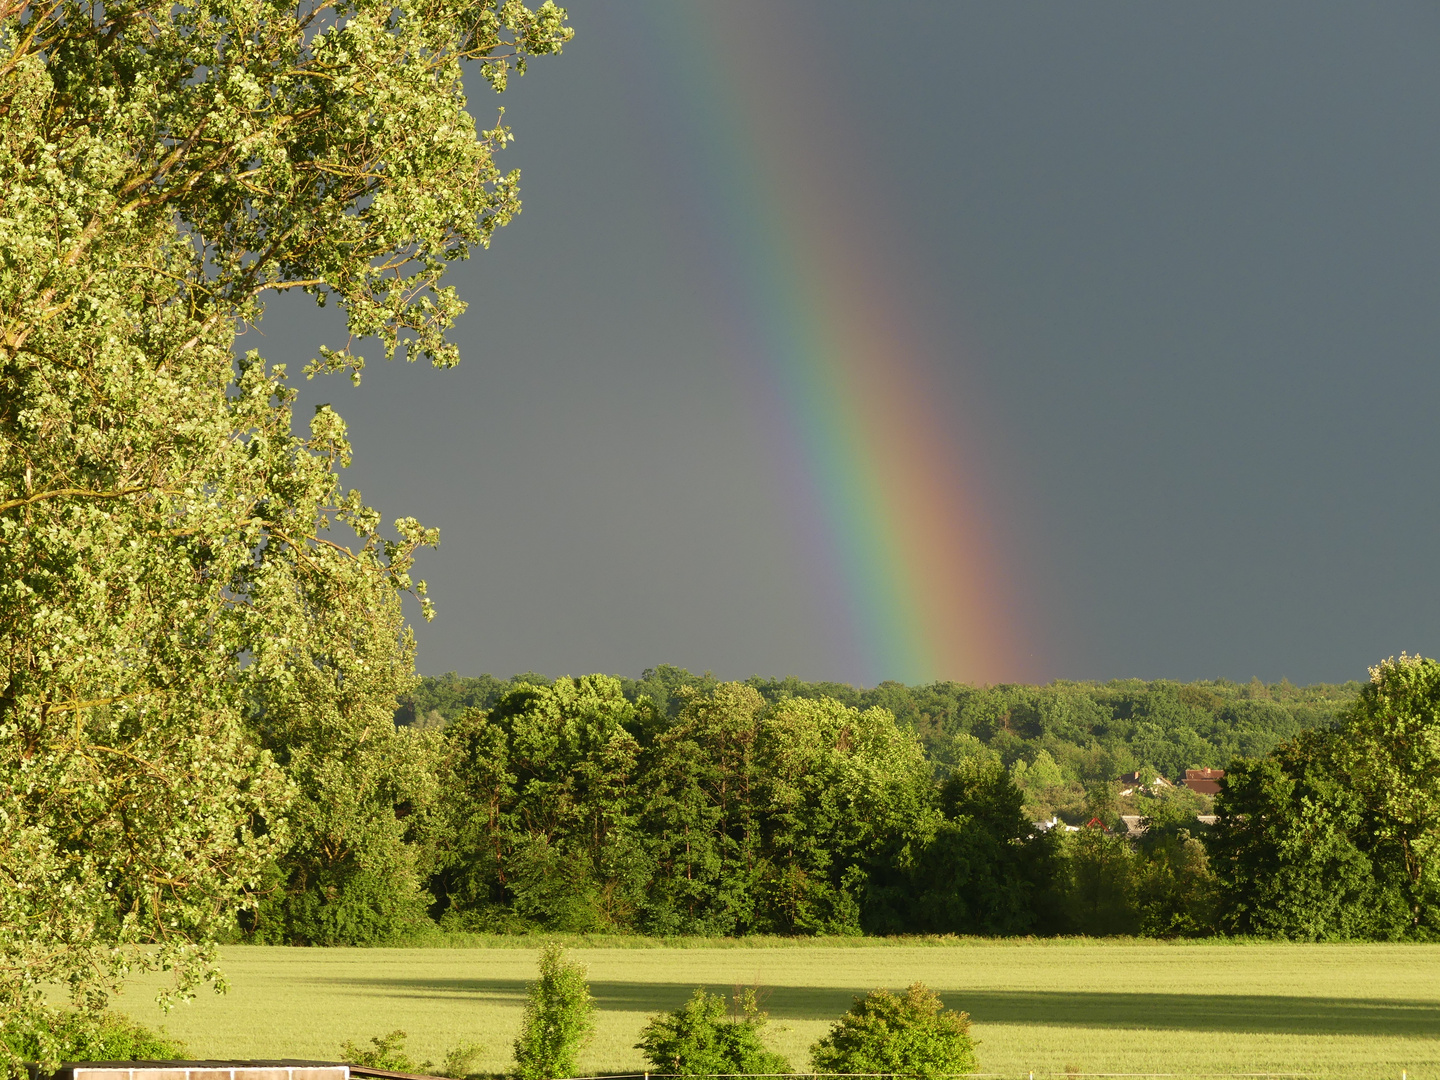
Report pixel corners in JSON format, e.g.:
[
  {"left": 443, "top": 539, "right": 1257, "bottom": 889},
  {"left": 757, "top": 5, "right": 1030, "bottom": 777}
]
[{"left": 112, "top": 939, "right": 1440, "bottom": 1079}]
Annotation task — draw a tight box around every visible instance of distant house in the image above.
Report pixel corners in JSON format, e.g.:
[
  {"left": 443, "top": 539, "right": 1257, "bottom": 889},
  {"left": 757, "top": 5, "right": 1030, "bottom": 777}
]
[
  {"left": 1118, "top": 771, "right": 1173, "bottom": 795},
  {"left": 1031, "top": 815, "right": 1080, "bottom": 834},
  {"left": 1181, "top": 768, "right": 1225, "bottom": 795}
]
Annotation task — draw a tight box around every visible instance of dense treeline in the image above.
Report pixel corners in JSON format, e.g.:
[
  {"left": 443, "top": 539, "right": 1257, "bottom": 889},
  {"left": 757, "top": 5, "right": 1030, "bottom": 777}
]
[
  {"left": 399, "top": 667, "right": 1357, "bottom": 822},
  {"left": 235, "top": 661, "right": 1440, "bottom": 944},
  {"left": 435, "top": 680, "right": 936, "bottom": 935}
]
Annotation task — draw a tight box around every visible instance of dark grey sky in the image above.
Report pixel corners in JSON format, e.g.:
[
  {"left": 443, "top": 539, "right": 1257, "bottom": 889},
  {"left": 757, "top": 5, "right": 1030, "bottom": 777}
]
[{"left": 264, "top": 1, "right": 1440, "bottom": 687}]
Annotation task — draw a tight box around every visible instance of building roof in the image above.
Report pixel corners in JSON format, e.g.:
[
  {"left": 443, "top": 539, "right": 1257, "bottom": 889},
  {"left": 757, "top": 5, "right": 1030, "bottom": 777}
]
[{"left": 1118, "top": 771, "right": 1172, "bottom": 785}]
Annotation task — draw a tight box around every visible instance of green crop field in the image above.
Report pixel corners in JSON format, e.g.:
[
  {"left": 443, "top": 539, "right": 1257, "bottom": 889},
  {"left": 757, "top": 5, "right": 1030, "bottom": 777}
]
[{"left": 112, "top": 939, "right": 1440, "bottom": 1080}]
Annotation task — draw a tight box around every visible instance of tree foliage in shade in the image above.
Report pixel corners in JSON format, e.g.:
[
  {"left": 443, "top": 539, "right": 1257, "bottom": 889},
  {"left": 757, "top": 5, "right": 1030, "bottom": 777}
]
[
  {"left": 1211, "top": 734, "right": 1406, "bottom": 939},
  {"left": 0, "top": 0, "right": 569, "bottom": 1064},
  {"left": 885, "top": 757, "right": 1056, "bottom": 935}
]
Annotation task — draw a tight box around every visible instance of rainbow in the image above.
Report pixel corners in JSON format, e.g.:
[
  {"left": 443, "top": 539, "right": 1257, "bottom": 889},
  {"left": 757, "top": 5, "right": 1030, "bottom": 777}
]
[{"left": 628, "top": 4, "right": 1028, "bottom": 685}]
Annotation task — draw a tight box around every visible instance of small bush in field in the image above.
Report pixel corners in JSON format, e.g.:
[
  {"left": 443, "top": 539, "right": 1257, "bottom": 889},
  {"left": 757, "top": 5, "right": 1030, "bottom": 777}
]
[
  {"left": 437, "top": 1042, "right": 485, "bottom": 1079},
  {"left": 637, "top": 987, "right": 790, "bottom": 1076},
  {"left": 810, "top": 982, "right": 977, "bottom": 1079},
  {"left": 340, "top": 1030, "right": 484, "bottom": 1078},
  {"left": 512, "top": 943, "right": 596, "bottom": 1080},
  {"left": 342, "top": 1030, "right": 418, "bottom": 1072}
]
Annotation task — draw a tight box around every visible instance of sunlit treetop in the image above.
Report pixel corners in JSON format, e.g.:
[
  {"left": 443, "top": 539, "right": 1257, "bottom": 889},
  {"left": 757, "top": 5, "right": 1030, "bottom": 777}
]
[{"left": 1, "top": 0, "right": 571, "bottom": 378}]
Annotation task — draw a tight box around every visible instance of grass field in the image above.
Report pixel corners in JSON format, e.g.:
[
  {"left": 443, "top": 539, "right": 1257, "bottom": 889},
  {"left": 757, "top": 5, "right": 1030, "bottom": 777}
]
[{"left": 111, "top": 939, "right": 1440, "bottom": 1079}]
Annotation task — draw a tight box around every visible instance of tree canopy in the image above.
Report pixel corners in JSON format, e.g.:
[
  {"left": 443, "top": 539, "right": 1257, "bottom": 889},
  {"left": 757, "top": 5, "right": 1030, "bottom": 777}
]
[
  {"left": 0, "top": 0, "right": 569, "bottom": 1064},
  {"left": 1213, "top": 654, "right": 1440, "bottom": 939}
]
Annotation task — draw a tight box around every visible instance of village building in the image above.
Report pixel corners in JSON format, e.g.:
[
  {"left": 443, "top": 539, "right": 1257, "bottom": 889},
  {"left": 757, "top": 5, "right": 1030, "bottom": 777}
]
[
  {"left": 1118, "top": 771, "right": 1173, "bottom": 795},
  {"left": 1181, "top": 767, "right": 1225, "bottom": 795}
]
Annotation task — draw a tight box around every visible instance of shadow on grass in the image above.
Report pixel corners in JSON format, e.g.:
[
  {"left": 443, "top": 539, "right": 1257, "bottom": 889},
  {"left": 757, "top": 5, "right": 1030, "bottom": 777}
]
[{"left": 317, "top": 977, "right": 1440, "bottom": 1037}]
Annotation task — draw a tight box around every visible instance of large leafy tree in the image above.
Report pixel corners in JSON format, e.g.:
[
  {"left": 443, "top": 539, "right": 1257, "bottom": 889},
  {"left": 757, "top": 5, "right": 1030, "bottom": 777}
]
[
  {"left": 1210, "top": 655, "right": 1440, "bottom": 939},
  {"left": 753, "top": 696, "right": 936, "bottom": 934},
  {"left": 1341, "top": 653, "right": 1440, "bottom": 929},
  {"left": 435, "top": 675, "right": 645, "bottom": 931},
  {"left": 639, "top": 683, "right": 765, "bottom": 935},
  {"left": 1211, "top": 729, "right": 1412, "bottom": 939},
  {"left": 0, "top": 0, "right": 569, "bottom": 1061},
  {"left": 241, "top": 584, "right": 447, "bottom": 946}
]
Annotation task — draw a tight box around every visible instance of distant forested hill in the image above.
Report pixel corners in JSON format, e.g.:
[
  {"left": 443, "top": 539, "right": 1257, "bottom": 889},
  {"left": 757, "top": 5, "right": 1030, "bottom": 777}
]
[{"left": 398, "top": 665, "right": 1358, "bottom": 791}]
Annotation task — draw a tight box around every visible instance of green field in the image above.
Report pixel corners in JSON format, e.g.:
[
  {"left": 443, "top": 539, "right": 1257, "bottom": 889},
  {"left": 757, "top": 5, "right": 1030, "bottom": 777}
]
[{"left": 113, "top": 940, "right": 1440, "bottom": 1079}]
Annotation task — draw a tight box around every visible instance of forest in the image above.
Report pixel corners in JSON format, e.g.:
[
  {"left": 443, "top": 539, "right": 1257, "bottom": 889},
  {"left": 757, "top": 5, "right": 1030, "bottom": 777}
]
[
  {"left": 398, "top": 665, "right": 1358, "bottom": 813},
  {"left": 235, "top": 659, "right": 1440, "bottom": 944}
]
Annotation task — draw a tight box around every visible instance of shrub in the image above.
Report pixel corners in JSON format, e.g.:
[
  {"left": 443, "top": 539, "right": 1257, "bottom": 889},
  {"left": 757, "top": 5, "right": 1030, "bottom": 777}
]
[
  {"left": 512, "top": 943, "right": 596, "bottom": 1080},
  {"left": 341, "top": 1030, "right": 484, "bottom": 1078},
  {"left": 637, "top": 988, "right": 790, "bottom": 1076},
  {"left": 1, "top": 1009, "right": 187, "bottom": 1064},
  {"left": 809, "top": 983, "right": 977, "bottom": 1079},
  {"left": 342, "top": 1030, "right": 418, "bottom": 1072},
  {"left": 437, "top": 1042, "right": 486, "bottom": 1079}
]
